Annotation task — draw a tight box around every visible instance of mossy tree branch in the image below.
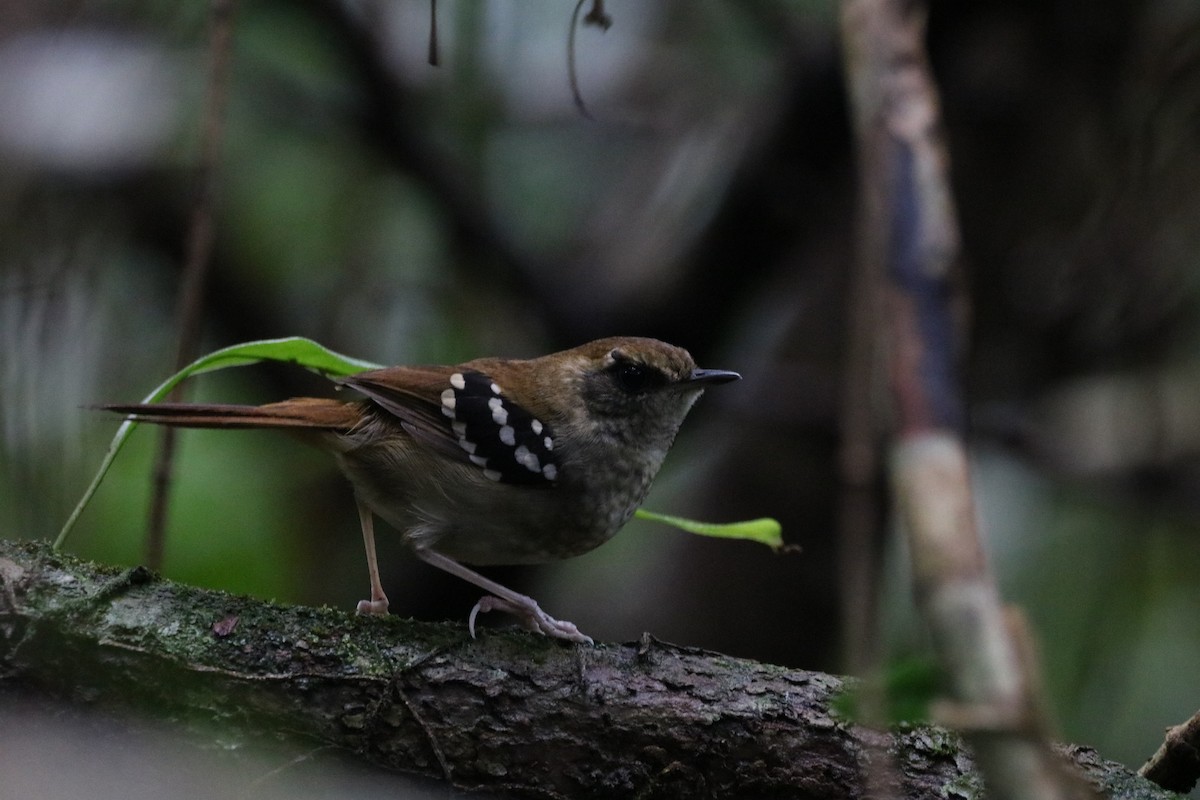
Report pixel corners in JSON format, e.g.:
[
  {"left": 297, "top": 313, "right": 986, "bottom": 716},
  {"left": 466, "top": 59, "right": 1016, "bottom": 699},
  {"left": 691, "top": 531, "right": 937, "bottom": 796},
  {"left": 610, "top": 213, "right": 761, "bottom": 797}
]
[{"left": 0, "top": 540, "right": 1168, "bottom": 799}]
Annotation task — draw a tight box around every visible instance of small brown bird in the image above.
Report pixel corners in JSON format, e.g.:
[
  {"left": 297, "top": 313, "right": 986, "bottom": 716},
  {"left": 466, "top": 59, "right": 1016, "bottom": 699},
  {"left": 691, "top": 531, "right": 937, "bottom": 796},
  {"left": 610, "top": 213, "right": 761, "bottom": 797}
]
[{"left": 108, "top": 337, "right": 740, "bottom": 643}]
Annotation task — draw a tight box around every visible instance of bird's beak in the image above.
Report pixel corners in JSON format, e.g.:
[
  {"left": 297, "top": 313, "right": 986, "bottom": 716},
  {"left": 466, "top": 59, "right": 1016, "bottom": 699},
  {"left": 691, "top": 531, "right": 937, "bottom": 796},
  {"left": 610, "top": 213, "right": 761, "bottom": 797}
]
[{"left": 688, "top": 368, "right": 741, "bottom": 385}]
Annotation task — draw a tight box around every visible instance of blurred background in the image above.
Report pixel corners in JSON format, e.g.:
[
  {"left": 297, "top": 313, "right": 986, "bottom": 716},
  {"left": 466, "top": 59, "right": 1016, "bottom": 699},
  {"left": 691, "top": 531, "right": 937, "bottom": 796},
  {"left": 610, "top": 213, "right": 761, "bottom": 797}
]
[{"left": 3, "top": 0, "right": 1200, "bottom": 784}]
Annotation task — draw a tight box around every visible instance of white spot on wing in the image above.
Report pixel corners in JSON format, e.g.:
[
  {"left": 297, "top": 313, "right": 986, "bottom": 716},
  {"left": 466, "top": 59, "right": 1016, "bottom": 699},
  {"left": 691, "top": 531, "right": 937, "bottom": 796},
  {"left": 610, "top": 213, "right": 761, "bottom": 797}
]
[
  {"left": 469, "top": 454, "right": 488, "bottom": 467},
  {"left": 450, "top": 373, "right": 465, "bottom": 390},
  {"left": 499, "top": 425, "right": 515, "bottom": 446},
  {"left": 452, "top": 421, "right": 467, "bottom": 437},
  {"left": 488, "top": 397, "right": 508, "bottom": 426},
  {"left": 440, "top": 388, "right": 456, "bottom": 410},
  {"left": 514, "top": 445, "right": 540, "bottom": 472},
  {"left": 544, "top": 436, "right": 553, "bottom": 451},
  {"left": 483, "top": 469, "right": 502, "bottom": 482},
  {"left": 490, "top": 382, "right": 502, "bottom": 395},
  {"left": 531, "top": 419, "right": 543, "bottom": 435},
  {"left": 542, "top": 464, "right": 558, "bottom": 480}
]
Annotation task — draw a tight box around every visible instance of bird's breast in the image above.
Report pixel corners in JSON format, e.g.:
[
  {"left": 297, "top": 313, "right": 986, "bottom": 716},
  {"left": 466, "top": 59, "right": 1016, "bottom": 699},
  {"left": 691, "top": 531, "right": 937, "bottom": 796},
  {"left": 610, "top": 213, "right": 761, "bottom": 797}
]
[{"left": 336, "top": 425, "right": 668, "bottom": 567}]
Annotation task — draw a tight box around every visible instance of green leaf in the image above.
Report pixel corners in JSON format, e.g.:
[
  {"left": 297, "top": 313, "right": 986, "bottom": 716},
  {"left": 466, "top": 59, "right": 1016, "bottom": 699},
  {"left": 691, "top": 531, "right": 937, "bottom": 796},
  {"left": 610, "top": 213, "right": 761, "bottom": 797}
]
[
  {"left": 173, "top": 336, "right": 383, "bottom": 381},
  {"left": 55, "top": 337, "right": 381, "bottom": 549},
  {"left": 634, "top": 508, "right": 784, "bottom": 550},
  {"left": 831, "top": 657, "right": 943, "bottom": 725}
]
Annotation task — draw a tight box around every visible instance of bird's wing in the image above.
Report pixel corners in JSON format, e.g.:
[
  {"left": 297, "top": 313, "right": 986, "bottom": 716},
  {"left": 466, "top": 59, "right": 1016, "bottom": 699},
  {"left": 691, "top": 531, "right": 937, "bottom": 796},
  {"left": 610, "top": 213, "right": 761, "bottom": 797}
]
[
  {"left": 341, "top": 365, "right": 558, "bottom": 485},
  {"left": 340, "top": 366, "right": 466, "bottom": 461}
]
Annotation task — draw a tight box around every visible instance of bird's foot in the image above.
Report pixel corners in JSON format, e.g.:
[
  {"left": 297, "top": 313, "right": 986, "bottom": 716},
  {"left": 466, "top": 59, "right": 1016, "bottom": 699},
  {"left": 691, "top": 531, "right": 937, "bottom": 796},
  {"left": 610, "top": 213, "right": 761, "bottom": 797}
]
[
  {"left": 468, "top": 594, "right": 593, "bottom": 644},
  {"left": 355, "top": 597, "right": 390, "bottom": 616}
]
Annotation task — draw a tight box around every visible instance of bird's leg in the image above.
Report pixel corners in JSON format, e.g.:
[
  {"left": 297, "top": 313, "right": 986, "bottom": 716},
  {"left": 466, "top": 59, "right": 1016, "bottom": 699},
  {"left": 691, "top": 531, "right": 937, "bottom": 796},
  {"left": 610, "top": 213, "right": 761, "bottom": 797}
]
[
  {"left": 354, "top": 496, "right": 390, "bottom": 615},
  {"left": 415, "top": 549, "right": 593, "bottom": 644}
]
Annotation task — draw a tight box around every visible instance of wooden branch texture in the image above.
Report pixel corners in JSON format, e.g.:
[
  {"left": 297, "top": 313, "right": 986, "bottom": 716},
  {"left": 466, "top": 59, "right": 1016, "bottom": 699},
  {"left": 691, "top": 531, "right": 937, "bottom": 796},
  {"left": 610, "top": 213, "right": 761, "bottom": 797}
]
[
  {"left": 1139, "top": 708, "right": 1200, "bottom": 792},
  {"left": 0, "top": 540, "right": 1165, "bottom": 799}
]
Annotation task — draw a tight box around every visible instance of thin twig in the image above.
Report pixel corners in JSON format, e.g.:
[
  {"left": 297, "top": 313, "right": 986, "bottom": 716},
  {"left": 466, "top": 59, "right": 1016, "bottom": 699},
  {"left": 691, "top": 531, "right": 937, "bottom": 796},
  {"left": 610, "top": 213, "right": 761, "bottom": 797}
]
[
  {"left": 428, "top": 0, "right": 439, "bottom": 66},
  {"left": 249, "top": 746, "right": 338, "bottom": 787},
  {"left": 567, "top": 0, "right": 612, "bottom": 120},
  {"left": 395, "top": 685, "right": 452, "bottom": 781},
  {"left": 836, "top": 176, "right": 883, "bottom": 675},
  {"left": 145, "top": 0, "right": 238, "bottom": 570}
]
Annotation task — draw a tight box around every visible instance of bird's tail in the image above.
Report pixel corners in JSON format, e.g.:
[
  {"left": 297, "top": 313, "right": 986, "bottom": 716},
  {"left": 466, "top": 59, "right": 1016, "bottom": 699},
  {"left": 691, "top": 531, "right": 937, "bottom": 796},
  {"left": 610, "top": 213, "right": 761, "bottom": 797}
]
[{"left": 103, "top": 398, "right": 361, "bottom": 432}]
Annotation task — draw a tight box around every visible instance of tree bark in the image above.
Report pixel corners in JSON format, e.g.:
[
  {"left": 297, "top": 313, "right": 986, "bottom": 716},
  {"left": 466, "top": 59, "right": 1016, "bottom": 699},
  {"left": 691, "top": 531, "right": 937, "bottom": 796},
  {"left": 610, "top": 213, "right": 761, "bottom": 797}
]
[
  {"left": 1139, "top": 708, "right": 1200, "bottom": 792},
  {"left": 0, "top": 539, "right": 1166, "bottom": 799}
]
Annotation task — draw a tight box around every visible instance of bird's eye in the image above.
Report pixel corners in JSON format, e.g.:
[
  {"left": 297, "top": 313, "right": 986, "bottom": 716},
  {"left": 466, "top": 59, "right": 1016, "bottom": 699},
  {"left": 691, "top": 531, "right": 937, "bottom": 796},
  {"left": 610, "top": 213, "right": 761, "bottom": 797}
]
[{"left": 614, "top": 362, "right": 649, "bottom": 394}]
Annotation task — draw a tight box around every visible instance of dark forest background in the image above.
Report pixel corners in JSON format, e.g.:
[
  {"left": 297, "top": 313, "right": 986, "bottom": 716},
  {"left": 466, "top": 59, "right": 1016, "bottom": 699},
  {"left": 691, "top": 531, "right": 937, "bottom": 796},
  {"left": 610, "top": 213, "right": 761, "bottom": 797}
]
[{"left": 4, "top": 0, "right": 1200, "bottom": 778}]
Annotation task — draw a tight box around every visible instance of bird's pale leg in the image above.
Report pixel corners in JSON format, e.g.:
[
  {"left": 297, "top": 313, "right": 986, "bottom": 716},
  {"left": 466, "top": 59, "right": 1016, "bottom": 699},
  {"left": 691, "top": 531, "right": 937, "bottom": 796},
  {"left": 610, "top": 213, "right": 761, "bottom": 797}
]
[
  {"left": 354, "top": 497, "right": 390, "bottom": 615},
  {"left": 415, "top": 550, "right": 592, "bottom": 644}
]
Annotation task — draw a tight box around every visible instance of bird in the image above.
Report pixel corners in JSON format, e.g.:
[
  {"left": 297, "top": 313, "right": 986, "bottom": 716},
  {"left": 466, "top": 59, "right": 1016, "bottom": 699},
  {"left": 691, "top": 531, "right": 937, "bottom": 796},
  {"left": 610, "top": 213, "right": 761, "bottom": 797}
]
[{"left": 107, "top": 336, "right": 741, "bottom": 643}]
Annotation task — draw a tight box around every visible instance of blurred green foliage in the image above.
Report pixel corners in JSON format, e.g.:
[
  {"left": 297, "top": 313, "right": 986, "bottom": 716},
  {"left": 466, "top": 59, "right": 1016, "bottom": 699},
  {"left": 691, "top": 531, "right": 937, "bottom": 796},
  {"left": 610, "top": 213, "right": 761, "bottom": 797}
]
[{"left": 831, "top": 657, "right": 944, "bottom": 726}]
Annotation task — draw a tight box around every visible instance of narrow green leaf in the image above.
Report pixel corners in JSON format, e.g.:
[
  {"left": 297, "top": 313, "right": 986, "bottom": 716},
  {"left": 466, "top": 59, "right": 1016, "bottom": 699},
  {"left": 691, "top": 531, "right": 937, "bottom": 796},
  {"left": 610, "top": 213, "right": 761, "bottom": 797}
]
[
  {"left": 55, "top": 338, "right": 381, "bottom": 549},
  {"left": 634, "top": 508, "right": 784, "bottom": 550}
]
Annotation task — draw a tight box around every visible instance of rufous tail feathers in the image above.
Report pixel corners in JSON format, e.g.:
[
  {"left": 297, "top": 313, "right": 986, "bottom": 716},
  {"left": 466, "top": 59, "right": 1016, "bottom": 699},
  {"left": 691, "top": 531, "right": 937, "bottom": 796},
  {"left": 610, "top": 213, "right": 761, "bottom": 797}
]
[{"left": 104, "top": 397, "right": 361, "bottom": 431}]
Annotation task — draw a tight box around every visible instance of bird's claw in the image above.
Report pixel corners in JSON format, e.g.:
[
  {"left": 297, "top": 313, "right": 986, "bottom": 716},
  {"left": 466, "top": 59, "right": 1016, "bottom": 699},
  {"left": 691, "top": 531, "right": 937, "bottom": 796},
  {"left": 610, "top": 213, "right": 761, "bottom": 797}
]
[{"left": 469, "top": 595, "right": 593, "bottom": 644}]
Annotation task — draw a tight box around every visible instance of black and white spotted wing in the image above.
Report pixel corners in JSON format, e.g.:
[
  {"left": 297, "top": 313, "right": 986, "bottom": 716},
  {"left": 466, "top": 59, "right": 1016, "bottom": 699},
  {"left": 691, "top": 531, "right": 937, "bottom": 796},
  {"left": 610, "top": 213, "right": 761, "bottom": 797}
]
[{"left": 439, "top": 370, "right": 559, "bottom": 485}]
